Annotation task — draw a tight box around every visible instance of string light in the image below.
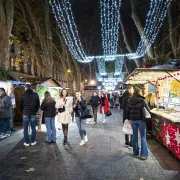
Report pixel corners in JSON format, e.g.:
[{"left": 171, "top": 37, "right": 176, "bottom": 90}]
[
  {"left": 100, "top": 0, "right": 121, "bottom": 56},
  {"left": 114, "top": 57, "right": 124, "bottom": 76},
  {"left": 49, "top": 0, "right": 89, "bottom": 62},
  {"left": 97, "top": 58, "right": 107, "bottom": 75},
  {"left": 50, "top": 0, "right": 172, "bottom": 64},
  {"left": 131, "top": 0, "right": 171, "bottom": 59}
]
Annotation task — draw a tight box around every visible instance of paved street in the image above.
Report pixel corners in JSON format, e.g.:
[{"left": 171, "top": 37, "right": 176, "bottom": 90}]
[{"left": 0, "top": 109, "right": 180, "bottom": 180}]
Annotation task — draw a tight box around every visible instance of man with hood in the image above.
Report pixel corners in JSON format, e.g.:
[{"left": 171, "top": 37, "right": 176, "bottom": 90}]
[
  {"left": 0, "top": 88, "right": 12, "bottom": 139},
  {"left": 122, "top": 85, "right": 134, "bottom": 148},
  {"left": 20, "top": 84, "right": 40, "bottom": 146}
]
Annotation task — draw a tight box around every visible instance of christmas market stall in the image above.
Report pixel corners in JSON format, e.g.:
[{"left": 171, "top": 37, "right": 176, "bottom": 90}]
[
  {"left": 84, "top": 86, "right": 102, "bottom": 103},
  {"left": 125, "top": 68, "right": 180, "bottom": 160},
  {"left": 19, "top": 77, "right": 63, "bottom": 130},
  {"left": 19, "top": 77, "right": 63, "bottom": 101},
  {"left": 0, "top": 76, "right": 25, "bottom": 128}
]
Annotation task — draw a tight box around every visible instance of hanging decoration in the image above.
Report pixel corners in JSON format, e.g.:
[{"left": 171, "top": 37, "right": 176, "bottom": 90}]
[
  {"left": 49, "top": 0, "right": 87, "bottom": 62},
  {"left": 49, "top": 0, "right": 172, "bottom": 67},
  {"left": 97, "top": 58, "right": 107, "bottom": 76},
  {"left": 100, "top": 0, "right": 121, "bottom": 57},
  {"left": 114, "top": 57, "right": 124, "bottom": 76}
]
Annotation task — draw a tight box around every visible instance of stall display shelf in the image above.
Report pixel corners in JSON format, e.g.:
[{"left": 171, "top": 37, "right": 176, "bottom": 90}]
[{"left": 151, "top": 109, "right": 180, "bottom": 123}]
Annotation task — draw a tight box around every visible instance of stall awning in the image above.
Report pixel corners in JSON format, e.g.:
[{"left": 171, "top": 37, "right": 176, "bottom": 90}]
[
  {"left": 124, "top": 68, "right": 180, "bottom": 84},
  {"left": 19, "top": 77, "right": 63, "bottom": 88}
]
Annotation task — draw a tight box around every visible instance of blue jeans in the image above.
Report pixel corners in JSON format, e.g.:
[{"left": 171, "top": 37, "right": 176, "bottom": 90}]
[
  {"left": 131, "top": 120, "right": 148, "bottom": 157},
  {"left": 45, "top": 117, "right": 56, "bottom": 142},
  {"left": 76, "top": 117, "right": 86, "bottom": 140},
  {"left": 0, "top": 118, "right": 11, "bottom": 135},
  {"left": 102, "top": 107, "right": 106, "bottom": 121},
  {"left": 23, "top": 115, "right": 36, "bottom": 144}
]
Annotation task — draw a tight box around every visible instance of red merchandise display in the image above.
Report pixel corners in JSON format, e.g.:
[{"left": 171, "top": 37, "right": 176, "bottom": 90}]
[
  {"left": 152, "top": 116, "right": 180, "bottom": 160},
  {"left": 125, "top": 68, "right": 180, "bottom": 160}
]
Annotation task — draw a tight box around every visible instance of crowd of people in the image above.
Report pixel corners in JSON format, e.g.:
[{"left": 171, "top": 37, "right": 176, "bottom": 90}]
[{"left": 0, "top": 83, "right": 156, "bottom": 160}]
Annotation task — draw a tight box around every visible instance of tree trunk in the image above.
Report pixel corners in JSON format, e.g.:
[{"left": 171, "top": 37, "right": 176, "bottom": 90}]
[
  {"left": 18, "top": 0, "right": 45, "bottom": 74},
  {"left": 120, "top": 16, "right": 140, "bottom": 67},
  {"left": 168, "top": 4, "right": 178, "bottom": 57},
  {"left": 0, "top": 0, "right": 14, "bottom": 69},
  {"left": 129, "top": 0, "right": 154, "bottom": 58}
]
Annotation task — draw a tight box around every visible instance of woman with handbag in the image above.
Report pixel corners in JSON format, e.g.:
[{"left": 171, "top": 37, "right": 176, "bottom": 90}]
[
  {"left": 100, "top": 93, "right": 109, "bottom": 124},
  {"left": 56, "top": 88, "right": 73, "bottom": 145},
  {"left": 73, "top": 91, "right": 88, "bottom": 146},
  {"left": 126, "top": 87, "right": 151, "bottom": 160},
  {"left": 40, "top": 91, "right": 56, "bottom": 144}
]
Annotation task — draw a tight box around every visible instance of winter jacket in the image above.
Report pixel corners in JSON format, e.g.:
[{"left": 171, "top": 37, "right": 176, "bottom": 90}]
[
  {"left": 0, "top": 93, "right": 12, "bottom": 119},
  {"left": 122, "top": 91, "right": 131, "bottom": 122},
  {"left": 73, "top": 96, "right": 87, "bottom": 117},
  {"left": 126, "top": 95, "right": 151, "bottom": 121},
  {"left": 20, "top": 89, "right": 40, "bottom": 116},
  {"left": 56, "top": 96, "right": 73, "bottom": 124},
  {"left": 90, "top": 95, "right": 100, "bottom": 107},
  {"left": 40, "top": 99, "right": 56, "bottom": 118},
  {"left": 100, "top": 97, "right": 109, "bottom": 114}
]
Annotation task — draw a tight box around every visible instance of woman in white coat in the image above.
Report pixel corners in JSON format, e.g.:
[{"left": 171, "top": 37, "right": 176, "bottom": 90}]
[{"left": 56, "top": 88, "right": 73, "bottom": 145}]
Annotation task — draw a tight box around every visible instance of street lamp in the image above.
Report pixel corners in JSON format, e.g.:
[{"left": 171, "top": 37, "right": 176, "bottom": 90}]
[
  {"left": 67, "top": 69, "right": 71, "bottom": 73},
  {"left": 90, "top": 80, "right": 96, "bottom": 85}
]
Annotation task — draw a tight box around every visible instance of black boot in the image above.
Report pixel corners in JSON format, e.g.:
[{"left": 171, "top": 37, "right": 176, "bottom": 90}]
[{"left": 63, "top": 136, "right": 67, "bottom": 145}]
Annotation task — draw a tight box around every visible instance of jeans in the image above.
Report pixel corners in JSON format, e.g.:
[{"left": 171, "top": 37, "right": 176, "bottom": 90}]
[
  {"left": 45, "top": 117, "right": 56, "bottom": 142},
  {"left": 23, "top": 115, "right": 36, "bottom": 144},
  {"left": 76, "top": 117, "right": 86, "bottom": 140},
  {"left": 131, "top": 120, "right": 148, "bottom": 157},
  {"left": 0, "top": 118, "right": 11, "bottom": 135},
  {"left": 92, "top": 107, "right": 98, "bottom": 122},
  {"left": 102, "top": 107, "right": 106, "bottom": 121}
]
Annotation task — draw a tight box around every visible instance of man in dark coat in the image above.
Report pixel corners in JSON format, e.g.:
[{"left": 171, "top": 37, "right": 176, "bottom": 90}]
[
  {"left": 20, "top": 84, "right": 40, "bottom": 146},
  {"left": 0, "top": 88, "right": 12, "bottom": 139},
  {"left": 122, "top": 85, "right": 134, "bottom": 148},
  {"left": 90, "top": 92, "right": 100, "bottom": 123}
]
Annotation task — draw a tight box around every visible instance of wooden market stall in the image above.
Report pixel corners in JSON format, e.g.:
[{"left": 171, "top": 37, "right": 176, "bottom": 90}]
[
  {"left": 19, "top": 77, "right": 63, "bottom": 102},
  {"left": 84, "top": 86, "right": 102, "bottom": 103},
  {"left": 124, "top": 68, "right": 180, "bottom": 160},
  {"left": 0, "top": 76, "right": 25, "bottom": 128}
]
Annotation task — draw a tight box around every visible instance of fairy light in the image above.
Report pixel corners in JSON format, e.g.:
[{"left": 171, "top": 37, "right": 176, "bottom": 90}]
[
  {"left": 50, "top": 0, "right": 172, "bottom": 63},
  {"left": 134, "top": 0, "right": 171, "bottom": 58},
  {"left": 50, "top": 0, "right": 80, "bottom": 60},
  {"left": 100, "top": 0, "right": 121, "bottom": 56},
  {"left": 97, "top": 58, "right": 107, "bottom": 75},
  {"left": 49, "top": 0, "right": 89, "bottom": 62},
  {"left": 114, "top": 57, "right": 124, "bottom": 76}
]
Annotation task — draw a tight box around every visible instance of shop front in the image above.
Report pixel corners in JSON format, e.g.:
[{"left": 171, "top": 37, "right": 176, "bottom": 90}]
[
  {"left": 84, "top": 86, "right": 102, "bottom": 103},
  {"left": 125, "top": 68, "right": 180, "bottom": 160},
  {"left": 0, "top": 79, "right": 24, "bottom": 129}
]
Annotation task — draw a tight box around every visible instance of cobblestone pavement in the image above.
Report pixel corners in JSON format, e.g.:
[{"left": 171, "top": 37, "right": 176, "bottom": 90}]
[{"left": 0, "top": 109, "right": 180, "bottom": 180}]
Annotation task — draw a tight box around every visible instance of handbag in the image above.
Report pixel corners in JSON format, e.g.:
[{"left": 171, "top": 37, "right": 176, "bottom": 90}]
[
  {"left": 58, "top": 106, "right": 65, "bottom": 113},
  {"left": 58, "top": 99, "right": 67, "bottom": 113},
  {"left": 106, "top": 109, "right": 112, "bottom": 116},
  {"left": 80, "top": 108, "right": 93, "bottom": 119},
  {"left": 142, "top": 107, "right": 151, "bottom": 120},
  {"left": 122, "top": 119, "right": 133, "bottom": 135}
]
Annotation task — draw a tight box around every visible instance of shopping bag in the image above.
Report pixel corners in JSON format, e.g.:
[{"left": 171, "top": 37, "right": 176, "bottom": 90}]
[
  {"left": 106, "top": 109, "right": 112, "bottom": 116},
  {"left": 122, "top": 119, "right": 133, "bottom": 135}
]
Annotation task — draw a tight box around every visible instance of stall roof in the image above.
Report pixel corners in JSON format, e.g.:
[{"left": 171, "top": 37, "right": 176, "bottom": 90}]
[
  {"left": 84, "top": 86, "right": 102, "bottom": 90},
  {"left": 124, "top": 68, "right": 180, "bottom": 84},
  {"left": 19, "top": 77, "right": 62, "bottom": 87}
]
